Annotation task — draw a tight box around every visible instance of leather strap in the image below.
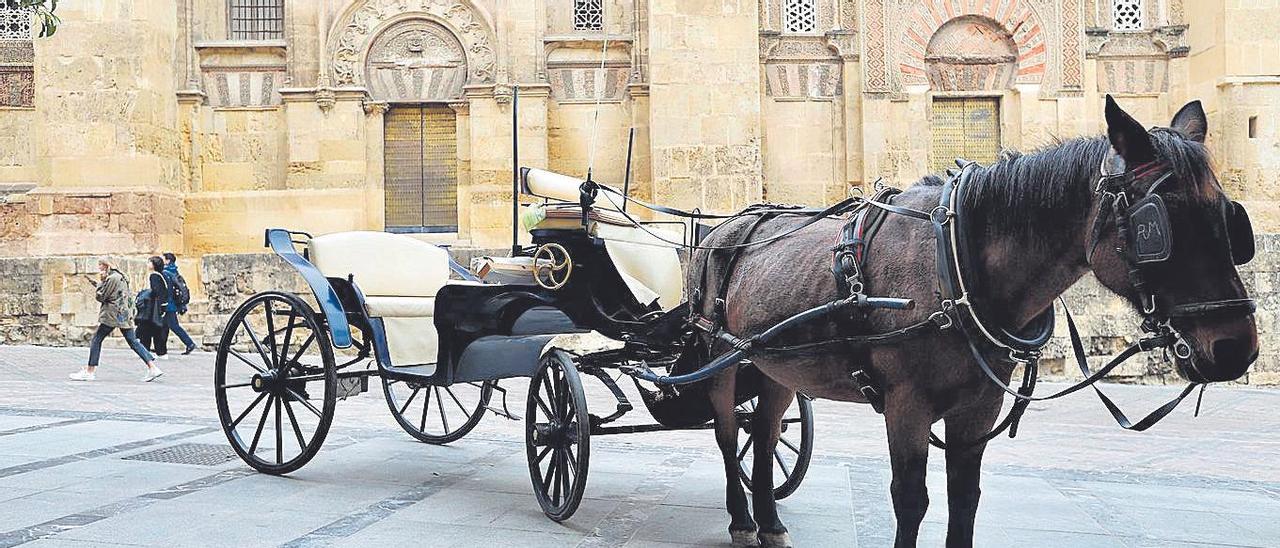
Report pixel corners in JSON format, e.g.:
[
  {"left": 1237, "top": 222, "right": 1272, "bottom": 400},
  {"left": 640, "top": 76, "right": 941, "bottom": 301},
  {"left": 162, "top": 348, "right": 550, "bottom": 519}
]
[{"left": 1165, "top": 298, "right": 1256, "bottom": 318}]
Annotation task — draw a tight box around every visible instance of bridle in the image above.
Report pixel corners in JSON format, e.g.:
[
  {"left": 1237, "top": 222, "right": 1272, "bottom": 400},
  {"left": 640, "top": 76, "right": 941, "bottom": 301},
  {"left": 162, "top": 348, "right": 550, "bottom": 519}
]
[{"left": 1085, "top": 146, "right": 1257, "bottom": 383}]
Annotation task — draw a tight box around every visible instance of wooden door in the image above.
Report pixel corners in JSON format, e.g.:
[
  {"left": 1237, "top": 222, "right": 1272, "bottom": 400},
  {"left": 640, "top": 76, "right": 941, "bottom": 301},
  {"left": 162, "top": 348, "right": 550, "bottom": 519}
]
[{"left": 384, "top": 105, "right": 458, "bottom": 232}]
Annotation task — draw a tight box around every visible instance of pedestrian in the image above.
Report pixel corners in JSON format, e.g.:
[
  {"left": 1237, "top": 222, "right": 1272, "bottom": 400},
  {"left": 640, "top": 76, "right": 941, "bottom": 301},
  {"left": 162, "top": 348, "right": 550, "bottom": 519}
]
[
  {"left": 134, "top": 285, "right": 162, "bottom": 356},
  {"left": 141, "top": 256, "right": 171, "bottom": 359},
  {"left": 68, "top": 259, "right": 164, "bottom": 382},
  {"left": 161, "top": 252, "right": 197, "bottom": 355}
]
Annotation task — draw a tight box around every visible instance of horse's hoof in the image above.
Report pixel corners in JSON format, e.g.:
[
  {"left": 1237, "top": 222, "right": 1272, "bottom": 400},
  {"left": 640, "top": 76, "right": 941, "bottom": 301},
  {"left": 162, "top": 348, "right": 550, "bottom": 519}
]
[
  {"left": 730, "top": 527, "right": 761, "bottom": 547},
  {"left": 758, "top": 531, "right": 793, "bottom": 548}
]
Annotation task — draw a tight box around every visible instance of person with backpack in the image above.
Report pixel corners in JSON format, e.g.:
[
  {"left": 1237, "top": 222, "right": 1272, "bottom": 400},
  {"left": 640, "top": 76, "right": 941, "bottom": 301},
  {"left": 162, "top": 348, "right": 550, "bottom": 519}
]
[
  {"left": 138, "top": 256, "right": 173, "bottom": 359},
  {"left": 161, "top": 252, "right": 198, "bottom": 355},
  {"left": 69, "top": 259, "right": 164, "bottom": 382}
]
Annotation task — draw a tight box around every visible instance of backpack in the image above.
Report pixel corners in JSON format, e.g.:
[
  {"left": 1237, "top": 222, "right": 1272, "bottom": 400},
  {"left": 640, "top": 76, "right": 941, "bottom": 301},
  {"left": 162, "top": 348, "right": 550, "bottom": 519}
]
[
  {"left": 172, "top": 271, "right": 191, "bottom": 307},
  {"left": 135, "top": 289, "right": 152, "bottom": 321}
]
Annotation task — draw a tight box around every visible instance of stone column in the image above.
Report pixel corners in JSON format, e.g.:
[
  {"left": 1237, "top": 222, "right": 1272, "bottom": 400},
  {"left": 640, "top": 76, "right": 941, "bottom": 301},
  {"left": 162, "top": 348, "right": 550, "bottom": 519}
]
[{"left": 647, "top": 0, "right": 762, "bottom": 211}]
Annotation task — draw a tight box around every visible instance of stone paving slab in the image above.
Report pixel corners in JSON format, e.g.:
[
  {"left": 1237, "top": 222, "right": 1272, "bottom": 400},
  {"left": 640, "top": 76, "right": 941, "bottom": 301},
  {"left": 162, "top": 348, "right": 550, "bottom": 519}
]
[{"left": 0, "top": 345, "right": 1278, "bottom": 547}]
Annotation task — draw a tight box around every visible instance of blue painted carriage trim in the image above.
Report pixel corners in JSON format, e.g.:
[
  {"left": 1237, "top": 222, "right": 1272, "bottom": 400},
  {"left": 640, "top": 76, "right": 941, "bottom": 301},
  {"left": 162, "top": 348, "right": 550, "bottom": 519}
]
[{"left": 264, "top": 228, "right": 354, "bottom": 348}]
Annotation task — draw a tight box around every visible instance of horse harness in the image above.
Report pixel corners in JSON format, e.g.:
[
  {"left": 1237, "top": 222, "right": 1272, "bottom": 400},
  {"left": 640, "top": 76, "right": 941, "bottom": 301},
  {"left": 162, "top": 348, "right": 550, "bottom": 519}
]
[{"left": 676, "top": 150, "right": 1257, "bottom": 450}]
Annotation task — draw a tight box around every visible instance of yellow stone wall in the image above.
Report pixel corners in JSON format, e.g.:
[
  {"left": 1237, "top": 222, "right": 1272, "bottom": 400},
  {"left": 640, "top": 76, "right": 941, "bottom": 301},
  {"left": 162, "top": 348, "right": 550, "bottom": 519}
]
[{"left": 2, "top": 0, "right": 1279, "bottom": 260}]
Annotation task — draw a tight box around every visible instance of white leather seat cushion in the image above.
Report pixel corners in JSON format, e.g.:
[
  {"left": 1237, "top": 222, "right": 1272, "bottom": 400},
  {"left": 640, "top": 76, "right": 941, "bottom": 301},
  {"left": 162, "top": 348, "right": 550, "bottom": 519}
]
[
  {"left": 523, "top": 168, "right": 623, "bottom": 211},
  {"left": 364, "top": 296, "right": 435, "bottom": 317},
  {"left": 381, "top": 317, "right": 438, "bottom": 369},
  {"left": 308, "top": 231, "right": 449, "bottom": 297}
]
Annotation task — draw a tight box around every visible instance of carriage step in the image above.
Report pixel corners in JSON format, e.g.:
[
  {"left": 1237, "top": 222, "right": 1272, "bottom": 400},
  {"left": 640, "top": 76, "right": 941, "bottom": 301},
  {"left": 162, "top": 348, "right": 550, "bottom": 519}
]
[{"left": 485, "top": 382, "right": 521, "bottom": 421}]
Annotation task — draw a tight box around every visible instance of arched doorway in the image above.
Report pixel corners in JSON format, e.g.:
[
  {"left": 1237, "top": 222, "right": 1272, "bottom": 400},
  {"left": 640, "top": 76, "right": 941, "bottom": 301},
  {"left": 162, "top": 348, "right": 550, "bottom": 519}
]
[
  {"left": 926, "top": 16, "right": 1017, "bottom": 174},
  {"left": 367, "top": 19, "right": 468, "bottom": 233}
]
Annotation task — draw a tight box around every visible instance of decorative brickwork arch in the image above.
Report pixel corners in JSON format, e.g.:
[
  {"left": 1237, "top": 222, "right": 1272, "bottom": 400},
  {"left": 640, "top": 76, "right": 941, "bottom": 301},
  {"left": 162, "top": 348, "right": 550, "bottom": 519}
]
[
  {"left": 899, "top": 1, "right": 1045, "bottom": 86},
  {"left": 925, "top": 16, "right": 1018, "bottom": 91},
  {"left": 328, "top": 0, "right": 496, "bottom": 89},
  {"left": 863, "top": 0, "right": 1081, "bottom": 94}
]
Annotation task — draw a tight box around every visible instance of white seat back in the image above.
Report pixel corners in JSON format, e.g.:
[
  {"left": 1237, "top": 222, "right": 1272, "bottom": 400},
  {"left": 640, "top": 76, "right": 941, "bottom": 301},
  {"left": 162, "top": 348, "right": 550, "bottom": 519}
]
[
  {"left": 307, "top": 231, "right": 449, "bottom": 297},
  {"left": 522, "top": 168, "right": 623, "bottom": 211}
]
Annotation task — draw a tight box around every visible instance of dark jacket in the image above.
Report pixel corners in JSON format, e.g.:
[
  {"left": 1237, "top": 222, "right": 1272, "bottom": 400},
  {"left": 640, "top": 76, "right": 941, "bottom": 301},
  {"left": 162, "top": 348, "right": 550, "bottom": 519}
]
[
  {"left": 162, "top": 263, "right": 183, "bottom": 313},
  {"left": 135, "top": 289, "right": 154, "bottom": 323},
  {"left": 138, "top": 271, "right": 168, "bottom": 325}
]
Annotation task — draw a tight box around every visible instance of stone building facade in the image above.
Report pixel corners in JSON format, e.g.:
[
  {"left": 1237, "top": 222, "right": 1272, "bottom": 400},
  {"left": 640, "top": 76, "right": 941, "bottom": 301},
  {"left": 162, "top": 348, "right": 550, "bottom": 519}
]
[{"left": 1, "top": 1, "right": 1278, "bottom": 383}]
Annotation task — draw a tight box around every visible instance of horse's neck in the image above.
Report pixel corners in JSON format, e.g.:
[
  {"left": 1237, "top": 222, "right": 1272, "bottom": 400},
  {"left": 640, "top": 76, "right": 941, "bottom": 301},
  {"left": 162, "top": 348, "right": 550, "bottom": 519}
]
[{"left": 968, "top": 151, "right": 1103, "bottom": 328}]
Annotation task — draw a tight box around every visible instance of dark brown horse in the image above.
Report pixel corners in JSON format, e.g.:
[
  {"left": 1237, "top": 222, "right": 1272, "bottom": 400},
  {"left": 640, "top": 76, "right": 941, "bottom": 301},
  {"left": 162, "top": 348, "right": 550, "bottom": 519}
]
[{"left": 690, "top": 98, "right": 1259, "bottom": 547}]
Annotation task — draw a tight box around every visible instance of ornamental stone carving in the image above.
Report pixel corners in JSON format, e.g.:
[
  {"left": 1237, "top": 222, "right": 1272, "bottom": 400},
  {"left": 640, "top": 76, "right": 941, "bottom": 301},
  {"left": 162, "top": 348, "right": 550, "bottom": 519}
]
[
  {"left": 366, "top": 20, "right": 468, "bottom": 101},
  {"left": 329, "top": 0, "right": 495, "bottom": 90}
]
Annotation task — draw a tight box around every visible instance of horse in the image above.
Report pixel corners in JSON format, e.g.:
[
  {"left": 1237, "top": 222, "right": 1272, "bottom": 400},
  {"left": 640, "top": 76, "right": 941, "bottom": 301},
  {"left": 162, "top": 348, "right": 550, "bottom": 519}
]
[{"left": 690, "top": 97, "right": 1259, "bottom": 547}]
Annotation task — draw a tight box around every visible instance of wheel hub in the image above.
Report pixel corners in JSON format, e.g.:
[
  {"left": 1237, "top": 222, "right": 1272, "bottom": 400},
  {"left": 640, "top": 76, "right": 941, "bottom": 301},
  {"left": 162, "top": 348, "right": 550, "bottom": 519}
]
[
  {"left": 251, "top": 370, "right": 278, "bottom": 393},
  {"left": 532, "top": 421, "right": 576, "bottom": 447}
]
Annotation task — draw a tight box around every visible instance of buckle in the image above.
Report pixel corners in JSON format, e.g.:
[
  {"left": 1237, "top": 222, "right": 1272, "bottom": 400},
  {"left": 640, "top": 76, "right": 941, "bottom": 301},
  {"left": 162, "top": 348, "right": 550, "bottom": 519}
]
[
  {"left": 929, "top": 310, "right": 954, "bottom": 330},
  {"left": 929, "top": 205, "right": 954, "bottom": 225}
]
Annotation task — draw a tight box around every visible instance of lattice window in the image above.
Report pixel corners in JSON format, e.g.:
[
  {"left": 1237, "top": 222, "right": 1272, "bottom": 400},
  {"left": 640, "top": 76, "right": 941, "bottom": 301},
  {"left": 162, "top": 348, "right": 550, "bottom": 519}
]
[
  {"left": 573, "top": 0, "right": 603, "bottom": 31},
  {"left": 0, "top": 0, "right": 32, "bottom": 40},
  {"left": 784, "top": 0, "right": 817, "bottom": 33},
  {"left": 228, "top": 0, "right": 284, "bottom": 41},
  {"left": 1112, "top": 0, "right": 1143, "bottom": 31}
]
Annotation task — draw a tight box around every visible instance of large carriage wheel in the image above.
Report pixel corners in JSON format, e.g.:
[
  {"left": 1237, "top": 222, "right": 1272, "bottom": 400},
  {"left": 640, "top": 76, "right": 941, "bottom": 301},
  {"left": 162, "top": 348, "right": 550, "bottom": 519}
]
[
  {"left": 215, "top": 291, "right": 337, "bottom": 475},
  {"left": 382, "top": 377, "right": 495, "bottom": 444},
  {"left": 525, "top": 349, "right": 590, "bottom": 522},
  {"left": 735, "top": 394, "right": 814, "bottom": 500}
]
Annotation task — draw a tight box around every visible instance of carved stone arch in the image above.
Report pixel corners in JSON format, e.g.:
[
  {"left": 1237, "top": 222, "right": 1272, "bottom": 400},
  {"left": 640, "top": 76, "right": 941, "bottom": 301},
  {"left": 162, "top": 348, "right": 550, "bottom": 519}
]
[
  {"left": 897, "top": 0, "right": 1049, "bottom": 86},
  {"left": 328, "top": 0, "right": 496, "bottom": 89},
  {"left": 925, "top": 16, "right": 1018, "bottom": 91}
]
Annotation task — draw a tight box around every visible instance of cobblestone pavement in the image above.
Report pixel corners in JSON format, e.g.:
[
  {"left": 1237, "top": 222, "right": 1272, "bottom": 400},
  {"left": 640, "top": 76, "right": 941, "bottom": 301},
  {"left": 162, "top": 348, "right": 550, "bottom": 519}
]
[{"left": 0, "top": 344, "right": 1278, "bottom": 547}]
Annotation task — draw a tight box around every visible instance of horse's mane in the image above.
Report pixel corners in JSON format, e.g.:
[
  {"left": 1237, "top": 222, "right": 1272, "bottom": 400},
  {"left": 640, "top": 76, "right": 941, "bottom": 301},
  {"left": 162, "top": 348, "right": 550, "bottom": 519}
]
[{"left": 910, "top": 129, "right": 1214, "bottom": 233}]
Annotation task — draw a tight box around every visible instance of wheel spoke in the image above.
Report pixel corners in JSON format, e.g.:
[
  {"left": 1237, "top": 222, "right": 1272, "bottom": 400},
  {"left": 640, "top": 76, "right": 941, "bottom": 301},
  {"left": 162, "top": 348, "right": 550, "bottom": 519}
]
[
  {"left": 779, "top": 436, "right": 801, "bottom": 455},
  {"left": 278, "top": 308, "right": 297, "bottom": 368},
  {"left": 534, "top": 445, "right": 553, "bottom": 465},
  {"left": 274, "top": 395, "right": 283, "bottom": 464},
  {"left": 283, "top": 398, "right": 307, "bottom": 452},
  {"left": 249, "top": 395, "right": 274, "bottom": 455},
  {"left": 230, "top": 392, "right": 268, "bottom": 429},
  {"left": 436, "top": 387, "right": 450, "bottom": 432},
  {"left": 227, "top": 348, "right": 267, "bottom": 374},
  {"left": 737, "top": 437, "right": 754, "bottom": 460},
  {"left": 221, "top": 381, "right": 254, "bottom": 390},
  {"left": 558, "top": 450, "right": 571, "bottom": 501},
  {"left": 263, "top": 300, "right": 278, "bottom": 369},
  {"left": 286, "top": 388, "right": 322, "bottom": 418},
  {"left": 398, "top": 387, "right": 421, "bottom": 416},
  {"left": 551, "top": 450, "right": 563, "bottom": 505},
  {"left": 542, "top": 453, "right": 558, "bottom": 494},
  {"left": 288, "top": 333, "right": 316, "bottom": 368},
  {"left": 564, "top": 444, "right": 578, "bottom": 471},
  {"left": 445, "top": 387, "right": 472, "bottom": 417},
  {"left": 534, "top": 388, "right": 553, "bottom": 419},
  {"left": 241, "top": 320, "right": 274, "bottom": 372},
  {"left": 420, "top": 387, "right": 432, "bottom": 432},
  {"left": 773, "top": 449, "right": 791, "bottom": 478},
  {"left": 541, "top": 373, "right": 557, "bottom": 417}
]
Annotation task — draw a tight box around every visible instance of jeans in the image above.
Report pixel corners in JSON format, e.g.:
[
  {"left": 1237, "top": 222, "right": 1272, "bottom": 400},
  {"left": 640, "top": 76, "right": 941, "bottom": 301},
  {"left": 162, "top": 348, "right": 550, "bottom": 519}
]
[
  {"left": 164, "top": 311, "right": 196, "bottom": 349},
  {"left": 88, "top": 324, "right": 153, "bottom": 367}
]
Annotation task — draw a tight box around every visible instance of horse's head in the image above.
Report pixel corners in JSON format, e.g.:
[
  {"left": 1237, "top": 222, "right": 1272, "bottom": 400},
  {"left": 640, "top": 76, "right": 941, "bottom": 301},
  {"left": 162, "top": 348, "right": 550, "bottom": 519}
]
[{"left": 1088, "top": 96, "right": 1259, "bottom": 383}]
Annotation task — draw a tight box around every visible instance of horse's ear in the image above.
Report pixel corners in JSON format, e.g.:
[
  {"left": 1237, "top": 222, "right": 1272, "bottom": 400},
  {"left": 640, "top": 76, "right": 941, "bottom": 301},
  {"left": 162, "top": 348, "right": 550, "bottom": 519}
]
[
  {"left": 1170, "top": 100, "right": 1208, "bottom": 142},
  {"left": 1104, "top": 95, "right": 1156, "bottom": 163}
]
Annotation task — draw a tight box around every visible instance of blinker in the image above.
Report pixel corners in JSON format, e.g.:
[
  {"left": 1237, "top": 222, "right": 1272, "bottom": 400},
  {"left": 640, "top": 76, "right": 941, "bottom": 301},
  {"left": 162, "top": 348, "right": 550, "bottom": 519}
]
[
  {"left": 1126, "top": 194, "right": 1173, "bottom": 264},
  {"left": 1227, "top": 200, "right": 1255, "bottom": 265}
]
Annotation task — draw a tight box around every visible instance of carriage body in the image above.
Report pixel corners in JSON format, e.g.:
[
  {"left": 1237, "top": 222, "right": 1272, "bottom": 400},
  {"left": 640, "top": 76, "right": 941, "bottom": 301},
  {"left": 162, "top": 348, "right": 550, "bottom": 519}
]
[{"left": 213, "top": 167, "right": 814, "bottom": 521}]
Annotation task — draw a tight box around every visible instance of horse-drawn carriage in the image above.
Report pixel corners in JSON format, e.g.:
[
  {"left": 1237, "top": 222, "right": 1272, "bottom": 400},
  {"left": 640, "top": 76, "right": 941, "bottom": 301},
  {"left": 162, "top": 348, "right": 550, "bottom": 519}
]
[{"left": 214, "top": 164, "right": 818, "bottom": 520}]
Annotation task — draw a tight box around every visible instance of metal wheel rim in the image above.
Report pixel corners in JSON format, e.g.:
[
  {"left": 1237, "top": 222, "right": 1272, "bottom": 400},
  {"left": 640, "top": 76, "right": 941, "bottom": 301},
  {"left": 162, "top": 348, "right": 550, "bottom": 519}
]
[
  {"left": 525, "top": 350, "right": 590, "bottom": 521},
  {"left": 735, "top": 394, "right": 814, "bottom": 499},
  {"left": 215, "top": 292, "right": 336, "bottom": 475},
  {"left": 382, "top": 377, "right": 493, "bottom": 444}
]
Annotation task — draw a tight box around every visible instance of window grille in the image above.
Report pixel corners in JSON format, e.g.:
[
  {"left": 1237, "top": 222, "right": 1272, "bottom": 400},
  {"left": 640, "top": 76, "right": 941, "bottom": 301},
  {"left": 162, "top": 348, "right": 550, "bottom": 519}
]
[
  {"left": 573, "top": 0, "right": 603, "bottom": 31},
  {"left": 1112, "top": 0, "right": 1143, "bottom": 31},
  {"left": 228, "top": 0, "right": 284, "bottom": 41},
  {"left": 0, "top": 0, "right": 31, "bottom": 40},
  {"left": 784, "top": 0, "right": 817, "bottom": 33}
]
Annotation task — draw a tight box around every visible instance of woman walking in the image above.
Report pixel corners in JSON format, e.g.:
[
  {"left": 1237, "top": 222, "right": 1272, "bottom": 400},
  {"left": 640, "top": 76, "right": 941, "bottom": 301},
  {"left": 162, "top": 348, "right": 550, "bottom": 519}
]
[
  {"left": 68, "top": 259, "right": 164, "bottom": 382},
  {"left": 136, "top": 256, "right": 171, "bottom": 359}
]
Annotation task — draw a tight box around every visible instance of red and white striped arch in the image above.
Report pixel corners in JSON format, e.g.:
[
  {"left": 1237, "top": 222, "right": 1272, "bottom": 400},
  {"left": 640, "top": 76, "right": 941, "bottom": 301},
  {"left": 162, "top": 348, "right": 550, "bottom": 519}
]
[{"left": 898, "top": 0, "right": 1047, "bottom": 85}]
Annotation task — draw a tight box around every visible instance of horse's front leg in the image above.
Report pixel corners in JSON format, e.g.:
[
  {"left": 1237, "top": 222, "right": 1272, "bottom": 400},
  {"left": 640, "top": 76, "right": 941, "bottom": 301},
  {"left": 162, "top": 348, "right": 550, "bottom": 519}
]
[
  {"left": 709, "top": 372, "right": 759, "bottom": 547},
  {"left": 751, "top": 379, "right": 795, "bottom": 548},
  {"left": 942, "top": 397, "right": 1002, "bottom": 548},
  {"left": 885, "top": 391, "right": 932, "bottom": 548}
]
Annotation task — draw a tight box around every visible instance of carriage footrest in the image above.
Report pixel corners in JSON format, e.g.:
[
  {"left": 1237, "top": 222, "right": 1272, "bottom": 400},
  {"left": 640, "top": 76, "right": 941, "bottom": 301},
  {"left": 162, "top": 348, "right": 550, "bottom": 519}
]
[{"left": 484, "top": 382, "right": 521, "bottom": 421}]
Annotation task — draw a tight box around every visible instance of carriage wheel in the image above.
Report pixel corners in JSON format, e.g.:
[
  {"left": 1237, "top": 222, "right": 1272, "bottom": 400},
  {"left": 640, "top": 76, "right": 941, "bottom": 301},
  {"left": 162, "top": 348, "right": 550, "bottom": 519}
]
[
  {"left": 525, "top": 349, "right": 590, "bottom": 522},
  {"left": 382, "top": 377, "right": 494, "bottom": 444},
  {"left": 735, "top": 394, "right": 814, "bottom": 500},
  {"left": 215, "top": 291, "right": 336, "bottom": 475}
]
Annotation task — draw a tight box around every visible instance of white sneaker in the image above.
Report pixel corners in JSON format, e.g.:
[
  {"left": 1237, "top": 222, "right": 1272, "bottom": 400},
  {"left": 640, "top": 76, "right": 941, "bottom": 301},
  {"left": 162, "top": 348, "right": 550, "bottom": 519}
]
[
  {"left": 69, "top": 370, "right": 95, "bottom": 381},
  {"left": 143, "top": 368, "right": 165, "bottom": 382},
  {"left": 157, "top": 355, "right": 170, "bottom": 361}
]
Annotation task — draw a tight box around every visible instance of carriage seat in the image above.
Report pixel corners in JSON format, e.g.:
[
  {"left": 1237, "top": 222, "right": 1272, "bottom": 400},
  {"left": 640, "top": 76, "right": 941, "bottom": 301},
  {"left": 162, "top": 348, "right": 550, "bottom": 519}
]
[{"left": 307, "top": 231, "right": 450, "bottom": 369}]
